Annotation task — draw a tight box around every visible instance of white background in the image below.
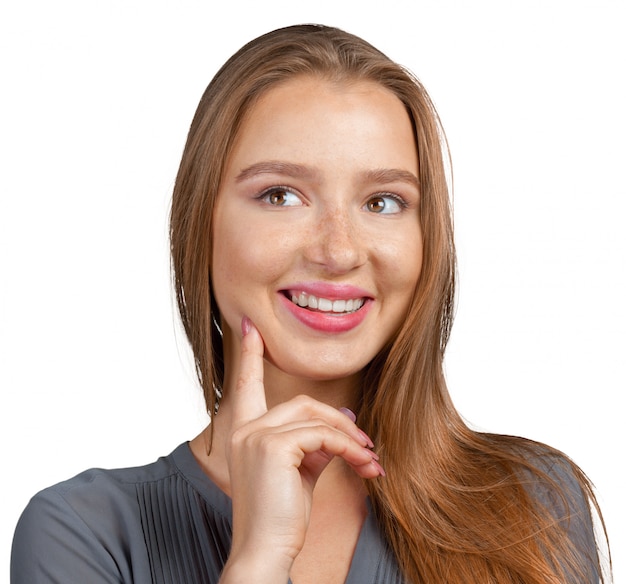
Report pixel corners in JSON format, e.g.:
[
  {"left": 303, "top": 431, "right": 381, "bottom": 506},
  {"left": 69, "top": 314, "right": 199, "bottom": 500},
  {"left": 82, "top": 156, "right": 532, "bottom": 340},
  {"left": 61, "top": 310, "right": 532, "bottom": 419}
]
[{"left": 1, "top": 0, "right": 623, "bottom": 580}]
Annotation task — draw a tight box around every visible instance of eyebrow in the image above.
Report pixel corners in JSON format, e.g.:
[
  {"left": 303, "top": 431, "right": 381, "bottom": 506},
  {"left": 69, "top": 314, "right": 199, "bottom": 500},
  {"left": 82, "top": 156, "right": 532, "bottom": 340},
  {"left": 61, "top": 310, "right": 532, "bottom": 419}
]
[
  {"left": 235, "top": 161, "right": 317, "bottom": 183},
  {"left": 362, "top": 168, "right": 420, "bottom": 190},
  {"left": 235, "top": 161, "right": 420, "bottom": 189}
]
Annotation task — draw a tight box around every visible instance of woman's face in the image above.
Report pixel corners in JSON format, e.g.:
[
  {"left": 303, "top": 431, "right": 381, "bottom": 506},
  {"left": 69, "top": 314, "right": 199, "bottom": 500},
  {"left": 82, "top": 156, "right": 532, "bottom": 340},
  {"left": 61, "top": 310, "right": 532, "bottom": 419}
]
[{"left": 212, "top": 76, "right": 422, "bottom": 382}]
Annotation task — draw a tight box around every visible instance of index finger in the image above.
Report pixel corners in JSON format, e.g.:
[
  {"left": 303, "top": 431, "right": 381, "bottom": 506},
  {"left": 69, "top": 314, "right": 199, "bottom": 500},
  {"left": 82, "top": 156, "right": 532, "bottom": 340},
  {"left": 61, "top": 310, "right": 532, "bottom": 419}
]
[{"left": 231, "top": 316, "right": 268, "bottom": 428}]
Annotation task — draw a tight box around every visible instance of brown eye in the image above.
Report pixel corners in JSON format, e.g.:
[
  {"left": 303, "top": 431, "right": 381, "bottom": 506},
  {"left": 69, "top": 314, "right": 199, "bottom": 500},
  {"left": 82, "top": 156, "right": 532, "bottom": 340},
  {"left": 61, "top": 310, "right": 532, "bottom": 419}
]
[
  {"left": 260, "top": 187, "right": 303, "bottom": 207},
  {"left": 367, "top": 197, "right": 386, "bottom": 213},
  {"left": 365, "top": 194, "right": 404, "bottom": 214},
  {"left": 269, "top": 190, "right": 288, "bottom": 205}
]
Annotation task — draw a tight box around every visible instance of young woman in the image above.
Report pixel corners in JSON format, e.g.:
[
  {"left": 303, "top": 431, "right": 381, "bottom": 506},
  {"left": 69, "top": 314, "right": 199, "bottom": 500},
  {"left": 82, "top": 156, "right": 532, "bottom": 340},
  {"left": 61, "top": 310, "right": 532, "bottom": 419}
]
[{"left": 12, "top": 24, "right": 610, "bottom": 583}]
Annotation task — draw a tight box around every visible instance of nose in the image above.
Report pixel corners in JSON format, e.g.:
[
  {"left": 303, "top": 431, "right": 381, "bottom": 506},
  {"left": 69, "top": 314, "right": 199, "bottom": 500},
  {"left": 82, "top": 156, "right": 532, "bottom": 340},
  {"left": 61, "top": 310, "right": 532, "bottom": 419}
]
[{"left": 304, "top": 206, "right": 367, "bottom": 274}]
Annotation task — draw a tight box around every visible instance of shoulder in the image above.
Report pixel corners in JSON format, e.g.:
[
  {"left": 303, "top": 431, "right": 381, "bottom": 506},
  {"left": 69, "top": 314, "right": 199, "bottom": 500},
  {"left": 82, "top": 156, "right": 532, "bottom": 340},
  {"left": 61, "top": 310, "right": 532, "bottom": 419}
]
[
  {"left": 500, "top": 436, "right": 602, "bottom": 574},
  {"left": 18, "top": 443, "right": 185, "bottom": 539},
  {"left": 491, "top": 436, "right": 594, "bottom": 517},
  {"left": 11, "top": 444, "right": 188, "bottom": 583},
  {"left": 511, "top": 439, "right": 592, "bottom": 514}
]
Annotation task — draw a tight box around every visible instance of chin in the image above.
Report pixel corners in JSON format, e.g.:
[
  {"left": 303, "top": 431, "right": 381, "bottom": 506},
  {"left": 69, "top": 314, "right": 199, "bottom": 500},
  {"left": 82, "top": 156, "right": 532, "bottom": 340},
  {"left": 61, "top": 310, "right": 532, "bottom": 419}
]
[{"left": 263, "top": 351, "right": 367, "bottom": 384}]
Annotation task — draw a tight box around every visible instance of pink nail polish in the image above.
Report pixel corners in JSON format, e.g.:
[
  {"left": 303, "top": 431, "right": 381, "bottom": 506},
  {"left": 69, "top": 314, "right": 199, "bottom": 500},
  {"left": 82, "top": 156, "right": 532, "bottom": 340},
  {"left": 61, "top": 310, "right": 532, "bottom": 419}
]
[
  {"left": 241, "top": 316, "right": 251, "bottom": 336},
  {"left": 371, "top": 459, "right": 386, "bottom": 477},
  {"left": 339, "top": 407, "right": 357, "bottom": 422},
  {"left": 358, "top": 429, "right": 374, "bottom": 449}
]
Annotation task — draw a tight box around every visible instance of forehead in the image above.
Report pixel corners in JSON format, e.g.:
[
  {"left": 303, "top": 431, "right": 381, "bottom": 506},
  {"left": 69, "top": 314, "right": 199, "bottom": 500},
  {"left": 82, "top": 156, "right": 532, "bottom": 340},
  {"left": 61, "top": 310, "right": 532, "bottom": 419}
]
[
  {"left": 225, "top": 75, "right": 417, "bottom": 175},
  {"left": 242, "top": 75, "right": 408, "bottom": 131}
]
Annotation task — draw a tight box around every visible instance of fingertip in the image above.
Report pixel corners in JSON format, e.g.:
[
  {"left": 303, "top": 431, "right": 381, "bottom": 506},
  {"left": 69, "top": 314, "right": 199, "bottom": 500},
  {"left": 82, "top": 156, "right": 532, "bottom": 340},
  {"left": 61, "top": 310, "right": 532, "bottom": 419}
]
[
  {"left": 241, "top": 316, "right": 263, "bottom": 342},
  {"left": 352, "top": 457, "right": 386, "bottom": 480},
  {"left": 241, "top": 315, "right": 252, "bottom": 336},
  {"left": 371, "top": 459, "right": 386, "bottom": 477},
  {"left": 339, "top": 407, "right": 357, "bottom": 423},
  {"left": 240, "top": 317, "right": 264, "bottom": 356}
]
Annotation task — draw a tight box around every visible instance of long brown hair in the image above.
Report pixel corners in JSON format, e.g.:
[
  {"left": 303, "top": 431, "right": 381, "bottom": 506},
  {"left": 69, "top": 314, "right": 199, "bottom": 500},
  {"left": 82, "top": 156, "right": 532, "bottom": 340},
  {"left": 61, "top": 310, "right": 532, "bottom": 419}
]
[{"left": 170, "top": 24, "right": 610, "bottom": 583}]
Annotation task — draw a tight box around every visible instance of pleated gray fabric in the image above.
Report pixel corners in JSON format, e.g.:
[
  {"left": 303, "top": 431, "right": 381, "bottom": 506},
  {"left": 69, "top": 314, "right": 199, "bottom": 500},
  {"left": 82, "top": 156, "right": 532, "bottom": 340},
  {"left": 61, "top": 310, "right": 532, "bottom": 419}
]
[{"left": 137, "top": 474, "right": 230, "bottom": 583}]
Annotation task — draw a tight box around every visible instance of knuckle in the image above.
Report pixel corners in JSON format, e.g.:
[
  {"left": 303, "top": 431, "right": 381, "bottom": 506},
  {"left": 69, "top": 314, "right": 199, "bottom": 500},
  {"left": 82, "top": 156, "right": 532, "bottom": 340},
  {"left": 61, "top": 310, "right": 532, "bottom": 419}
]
[
  {"left": 235, "top": 375, "right": 249, "bottom": 392},
  {"left": 292, "top": 394, "right": 316, "bottom": 410},
  {"left": 236, "top": 372, "right": 263, "bottom": 391},
  {"left": 230, "top": 426, "right": 248, "bottom": 448},
  {"left": 230, "top": 427, "right": 278, "bottom": 455},
  {"left": 256, "top": 433, "right": 280, "bottom": 453},
  {"left": 240, "top": 342, "right": 254, "bottom": 357}
]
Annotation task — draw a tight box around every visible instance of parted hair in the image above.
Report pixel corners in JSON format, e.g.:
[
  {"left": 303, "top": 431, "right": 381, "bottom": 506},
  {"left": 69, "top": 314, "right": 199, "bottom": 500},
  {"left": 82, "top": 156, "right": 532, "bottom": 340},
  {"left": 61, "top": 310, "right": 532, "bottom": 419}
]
[{"left": 170, "top": 24, "right": 610, "bottom": 583}]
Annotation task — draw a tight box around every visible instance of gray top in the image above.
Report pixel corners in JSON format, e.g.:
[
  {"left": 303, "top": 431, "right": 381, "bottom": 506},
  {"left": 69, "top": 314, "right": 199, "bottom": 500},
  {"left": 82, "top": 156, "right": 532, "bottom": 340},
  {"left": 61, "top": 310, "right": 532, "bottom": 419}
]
[
  {"left": 11, "top": 442, "right": 598, "bottom": 583},
  {"left": 11, "top": 442, "right": 401, "bottom": 583}
]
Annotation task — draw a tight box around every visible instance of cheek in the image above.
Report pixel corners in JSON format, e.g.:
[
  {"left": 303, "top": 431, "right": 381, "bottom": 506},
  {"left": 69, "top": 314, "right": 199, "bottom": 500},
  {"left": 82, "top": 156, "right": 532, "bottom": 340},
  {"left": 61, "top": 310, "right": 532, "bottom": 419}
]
[
  {"left": 211, "top": 218, "right": 295, "bottom": 293},
  {"left": 378, "top": 229, "right": 423, "bottom": 292}
]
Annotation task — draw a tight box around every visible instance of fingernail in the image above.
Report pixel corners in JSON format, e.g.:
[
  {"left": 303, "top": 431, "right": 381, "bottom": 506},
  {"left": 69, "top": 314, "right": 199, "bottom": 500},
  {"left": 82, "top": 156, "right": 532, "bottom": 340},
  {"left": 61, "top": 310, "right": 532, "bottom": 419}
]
[
  {"left": 371, "top": 459, "right": 386, "bottom": 477},
  {"left": 339, "top": 407, "right": 356, "bottom": 422},
  {"left": 358, "top": 429, "right": 374, "bottom": 449},
  {"left": 241, "top": 316, "right": 252, "bottom": 336}
]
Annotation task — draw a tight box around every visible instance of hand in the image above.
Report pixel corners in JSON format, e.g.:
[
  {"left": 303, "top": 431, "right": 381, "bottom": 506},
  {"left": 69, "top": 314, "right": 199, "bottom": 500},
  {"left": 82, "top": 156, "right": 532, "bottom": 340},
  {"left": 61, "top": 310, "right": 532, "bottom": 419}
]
[{"left": 219, "top": 317, "right": 383, "bottom": 583}]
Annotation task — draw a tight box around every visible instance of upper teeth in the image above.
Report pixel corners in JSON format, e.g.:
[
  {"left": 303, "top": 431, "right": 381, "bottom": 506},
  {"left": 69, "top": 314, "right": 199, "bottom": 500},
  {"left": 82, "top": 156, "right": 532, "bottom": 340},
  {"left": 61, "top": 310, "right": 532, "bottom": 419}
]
[{"left": 290, "top": 292, "right": 364, "bottom": 313}]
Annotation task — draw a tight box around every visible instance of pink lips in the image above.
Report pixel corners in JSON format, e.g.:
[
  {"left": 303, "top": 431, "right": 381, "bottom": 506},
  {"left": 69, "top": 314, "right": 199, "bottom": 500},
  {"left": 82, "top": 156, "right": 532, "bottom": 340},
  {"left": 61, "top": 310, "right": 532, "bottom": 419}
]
[{"left": 279, "top": 282, "right": 372, "bottom": 333}]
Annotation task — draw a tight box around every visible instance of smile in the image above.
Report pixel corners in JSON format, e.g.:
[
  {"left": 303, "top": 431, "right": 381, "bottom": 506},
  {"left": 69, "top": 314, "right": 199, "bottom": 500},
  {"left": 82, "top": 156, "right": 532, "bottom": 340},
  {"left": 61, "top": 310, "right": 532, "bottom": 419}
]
[
  {"left": 288, "top": 291, "right": 365, "bottom": 314},
  {"left": 280, "top": 288, "right": 372, "bottom": 333}
]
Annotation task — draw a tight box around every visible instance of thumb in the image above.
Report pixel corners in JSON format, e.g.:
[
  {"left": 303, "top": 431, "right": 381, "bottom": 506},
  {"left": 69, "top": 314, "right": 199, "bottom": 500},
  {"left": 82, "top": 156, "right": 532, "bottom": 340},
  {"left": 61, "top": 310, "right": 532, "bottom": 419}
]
[{"left": 231, "top": 316, "right": 268, "bottom": 429}]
